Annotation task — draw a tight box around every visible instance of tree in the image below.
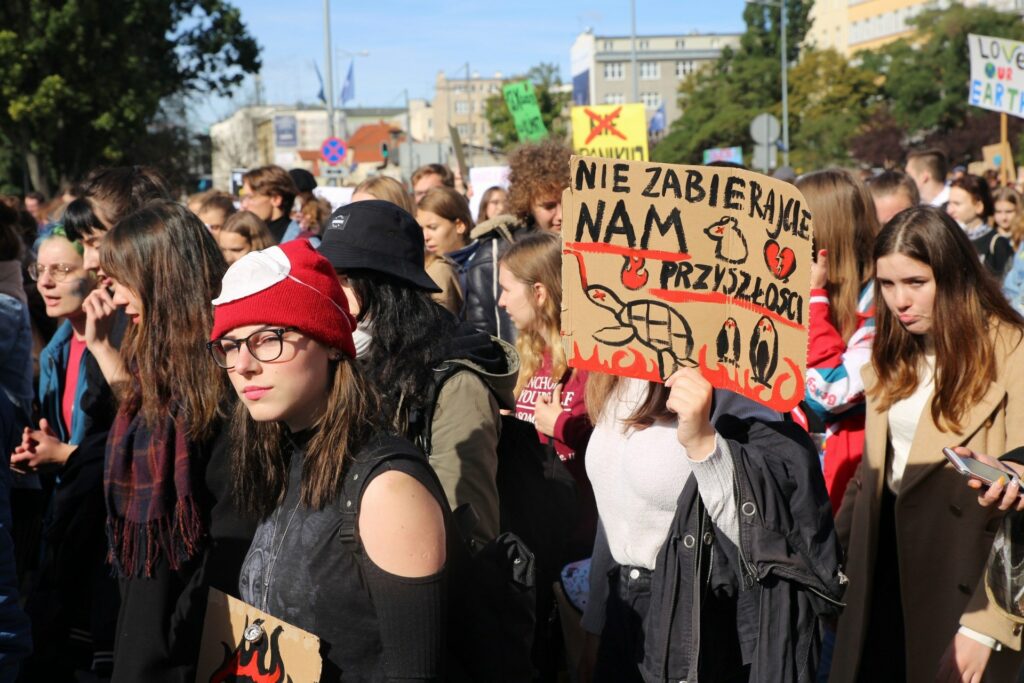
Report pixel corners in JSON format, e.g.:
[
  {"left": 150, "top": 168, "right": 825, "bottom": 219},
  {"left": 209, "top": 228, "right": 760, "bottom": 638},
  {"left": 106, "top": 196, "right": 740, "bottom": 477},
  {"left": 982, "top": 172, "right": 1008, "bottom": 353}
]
[
  {"left": 653, "top": 0, "right": 814, "bottom": 166},
  {"left": 483, "top": 63, "right": 571, "bottom": 151},
  {"left": 0, "top": 1, "right": 260, "bottom": 194},
  {"left": 857, "top": 5, "right": 1024, "bottom": 164},
  {"left": 787, "top": 49, "right": 880, "bottom": 169}
]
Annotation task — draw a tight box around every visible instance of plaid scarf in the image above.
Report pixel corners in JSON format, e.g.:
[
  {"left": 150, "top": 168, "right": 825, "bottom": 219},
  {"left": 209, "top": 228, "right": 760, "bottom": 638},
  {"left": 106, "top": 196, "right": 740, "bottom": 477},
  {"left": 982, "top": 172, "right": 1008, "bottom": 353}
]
[{"left": 104, "top": 399, "right": 204, "bottom": 578}]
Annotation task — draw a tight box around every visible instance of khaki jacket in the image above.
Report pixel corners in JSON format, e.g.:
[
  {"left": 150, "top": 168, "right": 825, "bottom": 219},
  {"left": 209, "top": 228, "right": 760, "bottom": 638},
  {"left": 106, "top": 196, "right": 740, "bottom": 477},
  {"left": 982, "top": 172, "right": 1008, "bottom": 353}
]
[{"left": 831, "top": 327, "right": 1024, "bottom": 682}]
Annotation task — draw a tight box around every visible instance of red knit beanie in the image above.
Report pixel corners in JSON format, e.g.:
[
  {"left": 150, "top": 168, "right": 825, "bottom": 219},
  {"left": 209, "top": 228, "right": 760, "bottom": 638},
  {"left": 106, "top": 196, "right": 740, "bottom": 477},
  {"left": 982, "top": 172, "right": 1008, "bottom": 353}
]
[{"left": 210, "top": 240, "right": 356, "bottom": 358}]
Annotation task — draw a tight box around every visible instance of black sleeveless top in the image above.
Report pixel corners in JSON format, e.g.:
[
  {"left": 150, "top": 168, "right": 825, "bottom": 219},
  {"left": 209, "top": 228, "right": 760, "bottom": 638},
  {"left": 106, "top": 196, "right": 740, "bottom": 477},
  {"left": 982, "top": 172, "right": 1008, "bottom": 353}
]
[{"left": 238, "top": 434, "right": 446, "bottom": 682}]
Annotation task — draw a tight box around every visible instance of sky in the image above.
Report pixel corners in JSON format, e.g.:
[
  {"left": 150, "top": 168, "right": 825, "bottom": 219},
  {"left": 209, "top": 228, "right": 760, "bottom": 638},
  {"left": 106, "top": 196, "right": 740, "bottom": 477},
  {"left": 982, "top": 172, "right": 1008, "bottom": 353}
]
[{"left": 190, "top": 0, "right": 748, "bottom": 131}]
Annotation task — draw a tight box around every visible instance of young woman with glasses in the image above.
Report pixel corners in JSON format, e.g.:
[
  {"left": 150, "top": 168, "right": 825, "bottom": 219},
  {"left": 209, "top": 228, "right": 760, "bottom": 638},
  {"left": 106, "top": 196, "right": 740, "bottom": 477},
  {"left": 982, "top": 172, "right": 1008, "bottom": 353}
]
[{"left": 207, "top": 240, "right": 447, "bottom": 682}]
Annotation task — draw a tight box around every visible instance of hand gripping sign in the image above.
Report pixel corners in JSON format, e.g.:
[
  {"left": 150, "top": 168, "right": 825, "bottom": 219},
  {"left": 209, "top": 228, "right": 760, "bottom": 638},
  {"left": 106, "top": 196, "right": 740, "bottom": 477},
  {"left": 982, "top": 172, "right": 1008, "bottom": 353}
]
[{"left": 560, "top": 155, "right": 812, "bottom": 412}]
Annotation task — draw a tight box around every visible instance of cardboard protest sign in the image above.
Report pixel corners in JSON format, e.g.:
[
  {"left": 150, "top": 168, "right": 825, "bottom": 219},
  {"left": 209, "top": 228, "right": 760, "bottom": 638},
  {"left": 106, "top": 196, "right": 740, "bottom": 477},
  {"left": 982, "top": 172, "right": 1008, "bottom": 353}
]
[
  {"left": 503, "top": 81, "right": 549, "bottom": 142},
  {"left": 571, "top": 104, "right": 649, "bottom": 161},
  {"left": 561, "top": 156, "right": 812, "bottom": 412},
  {"left": 969, "top": 34, "right": 1024, "bottom": 119},
  {"left": 196, "top": 588, "right": 322, "bottom": 683}
]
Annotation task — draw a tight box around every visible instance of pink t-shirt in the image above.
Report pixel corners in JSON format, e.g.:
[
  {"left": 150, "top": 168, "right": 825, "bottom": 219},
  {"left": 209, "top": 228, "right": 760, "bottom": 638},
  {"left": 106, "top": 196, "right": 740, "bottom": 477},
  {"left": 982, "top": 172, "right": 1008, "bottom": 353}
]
[{"left": 62, "top": 335, "right": 87, "bottom": 435}]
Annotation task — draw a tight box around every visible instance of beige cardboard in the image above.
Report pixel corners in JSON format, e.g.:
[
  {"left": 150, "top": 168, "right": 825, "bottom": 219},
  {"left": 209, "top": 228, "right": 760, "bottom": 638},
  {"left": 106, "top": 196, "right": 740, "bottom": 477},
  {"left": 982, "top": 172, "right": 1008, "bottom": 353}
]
[
  {"left": 197, "top": 588, "right": 322, "bottom": 683},
  {"left": 561, "top": 155, "right": 812, "bottom": 411}
]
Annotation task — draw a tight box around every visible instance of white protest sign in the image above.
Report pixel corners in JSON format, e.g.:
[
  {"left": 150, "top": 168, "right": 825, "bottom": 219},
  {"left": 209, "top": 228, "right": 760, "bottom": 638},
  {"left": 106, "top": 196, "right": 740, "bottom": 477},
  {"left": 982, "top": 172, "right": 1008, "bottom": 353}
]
[
  {"left": 469, "top": 166, "right": 510, "bottom": 221},
  {"left": 968, "top": 34, "right": 1024, "bottom": 119},
  {"left": 314, "top": 186, "right": 355, "bottom": 212}
]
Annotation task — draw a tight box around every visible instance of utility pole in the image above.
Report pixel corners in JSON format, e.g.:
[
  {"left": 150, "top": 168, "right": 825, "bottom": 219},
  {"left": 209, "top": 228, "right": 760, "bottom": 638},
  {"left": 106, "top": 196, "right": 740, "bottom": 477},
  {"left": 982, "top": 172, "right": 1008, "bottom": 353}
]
[
  {"left": 323, "top": 0, "right": 335, "bottom": 139},
  {"left": 630, "top": 0, "right": 639, "bottom": 103},
  {"left": 780, "top": 0, "right": 789, "bottom": 167}
]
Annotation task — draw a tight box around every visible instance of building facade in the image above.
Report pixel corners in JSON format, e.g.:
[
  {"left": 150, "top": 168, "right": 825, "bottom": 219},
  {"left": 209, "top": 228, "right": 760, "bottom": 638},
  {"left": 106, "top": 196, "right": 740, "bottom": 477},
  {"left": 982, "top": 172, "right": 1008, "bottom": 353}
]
[
  {"left": 570, "top": 30, "right": 741, "bottom": 129},
  {"left": 432, "top": 70, "right": 504, "bottom": 150},
  {"left": 807, "top": 0, "right": 1024, "bottom": 56}
]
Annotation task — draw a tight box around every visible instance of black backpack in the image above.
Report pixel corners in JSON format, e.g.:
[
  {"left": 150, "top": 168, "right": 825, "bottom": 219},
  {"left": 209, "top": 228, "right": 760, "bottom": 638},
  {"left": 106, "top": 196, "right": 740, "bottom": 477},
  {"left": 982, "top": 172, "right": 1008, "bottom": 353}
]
[{"left": 339, "top": 436, "right": 537, "bottom": 682}]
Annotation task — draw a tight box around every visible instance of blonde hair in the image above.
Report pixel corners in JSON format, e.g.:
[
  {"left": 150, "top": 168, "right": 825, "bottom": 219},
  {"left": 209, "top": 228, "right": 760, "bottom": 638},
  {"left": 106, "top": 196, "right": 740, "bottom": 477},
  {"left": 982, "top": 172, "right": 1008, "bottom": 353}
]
[
  {"left": 796, "top": 169, "right": 880, "bottom": 342},
  {"left": 993, "top": 186, "right": 1024, "bottom": 250},
  {"left": 500, "top": 232, "right": 564, "bottom": 396},
  {"left": 354, "top": 176, "right": 416, "bottom": 214}
]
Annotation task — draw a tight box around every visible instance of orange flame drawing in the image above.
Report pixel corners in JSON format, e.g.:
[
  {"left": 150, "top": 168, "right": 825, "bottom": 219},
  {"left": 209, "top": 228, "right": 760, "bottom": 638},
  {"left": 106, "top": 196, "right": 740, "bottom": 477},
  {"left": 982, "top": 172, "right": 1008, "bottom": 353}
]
[
  {"left": 697, "top": 346, "right": 804, "bottom": 412},
  {"left": 209, "top": 621, "right": 289, "bottom": 683},
  {"left": 569, "top": 342, "right": 660, "bottom": 381}
]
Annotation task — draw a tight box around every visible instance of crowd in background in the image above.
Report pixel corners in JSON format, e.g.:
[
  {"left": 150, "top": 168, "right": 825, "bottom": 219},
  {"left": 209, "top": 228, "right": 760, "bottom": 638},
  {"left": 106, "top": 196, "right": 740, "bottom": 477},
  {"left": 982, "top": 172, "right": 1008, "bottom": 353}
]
[{"left": 0, "top": 142, "right": 1024, "bottom": 683}]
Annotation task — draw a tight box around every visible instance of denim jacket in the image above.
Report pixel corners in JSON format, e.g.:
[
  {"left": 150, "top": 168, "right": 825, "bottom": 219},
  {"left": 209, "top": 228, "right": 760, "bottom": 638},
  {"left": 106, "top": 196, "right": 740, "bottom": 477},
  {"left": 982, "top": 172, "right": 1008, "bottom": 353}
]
[{"left": 38, "top": 320, "right": 93, "bottom": 445}]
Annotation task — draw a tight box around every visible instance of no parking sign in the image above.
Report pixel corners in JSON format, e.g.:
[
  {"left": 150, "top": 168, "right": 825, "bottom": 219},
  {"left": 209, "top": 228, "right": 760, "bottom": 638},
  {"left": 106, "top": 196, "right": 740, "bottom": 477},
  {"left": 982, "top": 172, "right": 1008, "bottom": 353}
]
[{"left": 321, "top": 137, "right": 348, "bottom": 166}]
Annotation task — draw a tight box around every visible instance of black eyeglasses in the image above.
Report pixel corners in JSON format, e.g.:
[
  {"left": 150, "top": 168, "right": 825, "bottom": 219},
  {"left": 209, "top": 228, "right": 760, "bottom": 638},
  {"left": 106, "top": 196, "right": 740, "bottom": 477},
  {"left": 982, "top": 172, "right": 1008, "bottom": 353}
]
[
  {"left": 29, "top": 263, "right": 78, "bottom": 283},
  {"left": 207, "top": 327, "right": 297, "bottom": 369}
]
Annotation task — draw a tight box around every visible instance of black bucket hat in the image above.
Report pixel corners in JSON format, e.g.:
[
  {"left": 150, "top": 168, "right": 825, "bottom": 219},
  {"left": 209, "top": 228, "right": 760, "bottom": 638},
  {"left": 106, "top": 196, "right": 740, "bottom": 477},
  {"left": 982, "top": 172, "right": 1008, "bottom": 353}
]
[{"left": 317, "top": 199, "right": 441, "bottom": 292}]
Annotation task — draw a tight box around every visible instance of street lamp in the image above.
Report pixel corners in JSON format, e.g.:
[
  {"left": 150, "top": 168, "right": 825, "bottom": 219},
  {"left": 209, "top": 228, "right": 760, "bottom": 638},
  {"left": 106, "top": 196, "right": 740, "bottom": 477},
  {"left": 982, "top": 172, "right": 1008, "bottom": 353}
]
[{"left": 746, "top": 0, "right": 790, "bottom": 167}]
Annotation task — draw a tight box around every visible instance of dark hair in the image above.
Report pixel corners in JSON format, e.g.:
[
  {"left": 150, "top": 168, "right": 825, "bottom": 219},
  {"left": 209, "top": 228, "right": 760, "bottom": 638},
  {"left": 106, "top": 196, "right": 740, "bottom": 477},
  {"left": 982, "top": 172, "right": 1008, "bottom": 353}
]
[
  {"left": 418, "top": 186, "right": 474, "bottom": 231},
  {"left": 950, "top": 174, "right": 995, "bottom": 221},
  {"left": 0, "top": 204, "right": 22, "bottom": 261},
  {"left": 77, "top": 166, "right": 171, "bottom": 236},
  {"left": 347, "top": 270, "right": 456, "bottom": 432},
  {"left": 99, "top": 201, "right": 227, "bottom": 439},
  {"left": 25, "top": 192, "right": 45, "bottom": 203},
  {"left": 411, "top": 163, "right": 455, "bottom": 189},
  {"left": 231, "top": 357, "right": 380, "bottom": 517},
  {"left": 867, "top": 170, "right": 920, "bottom": 206},
  {"left": 477, "top": 186, "right": 508, "bottom": 223},
  {"left": 61, "top": 198, "right": 105, "bottom": 239},
  {"left": 869, "top": 206, "right": 1024, "bottom": 431},
  {"left": 906, "top": 148, "right": 948, "bottom": 185},
  {"left": 242, "top": 165, "right": 299, "bottom": 215}
]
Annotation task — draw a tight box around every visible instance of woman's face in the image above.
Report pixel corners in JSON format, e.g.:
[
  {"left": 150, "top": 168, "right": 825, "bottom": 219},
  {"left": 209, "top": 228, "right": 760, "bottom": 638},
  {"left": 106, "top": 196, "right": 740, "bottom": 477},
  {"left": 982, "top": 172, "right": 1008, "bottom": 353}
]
[
  {"left": 497, "top": 264, "right": 540, "bottom": 332},
  {"left": 531, "top": 194, "right": 563, "bottom": 233},
  {"left": 418, "top": 209, "right": 467, "bottom": 255},
  {"left": 334, "top": 272, "right": 361, "bottom": 318},
  {"left": 946, "top": 187, "right": 984, "bottom": 227},
  {"left": 109, "top": 277, "right": 143, "bottom": 326},
  {"left": 994, "top": 200, "right": 1018, "bottom": 231},
  {"left": 875, "top": 253, "right": 936, "bottom": 336},
  {"left": 35, "top": 239, "right": 93, "bottom": 320},
  {"left": 485, "top": 190, "right": 508, "bottom": 220},
  {"left": 197, "top": 207, "right": 228, "bottom": 236},
  {"left": 218, "top": 231, "right": 252, "bottom": 265},
  {"left": 221, "top": 324, "right": 334, "bottom": 431}
]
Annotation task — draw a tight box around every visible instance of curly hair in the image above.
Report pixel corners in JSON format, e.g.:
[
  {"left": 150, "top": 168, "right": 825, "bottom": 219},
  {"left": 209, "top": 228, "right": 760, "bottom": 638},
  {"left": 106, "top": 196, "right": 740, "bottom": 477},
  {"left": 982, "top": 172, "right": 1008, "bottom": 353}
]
[{"left": 506, "top": 140, "right": 572, "bottom": 224}]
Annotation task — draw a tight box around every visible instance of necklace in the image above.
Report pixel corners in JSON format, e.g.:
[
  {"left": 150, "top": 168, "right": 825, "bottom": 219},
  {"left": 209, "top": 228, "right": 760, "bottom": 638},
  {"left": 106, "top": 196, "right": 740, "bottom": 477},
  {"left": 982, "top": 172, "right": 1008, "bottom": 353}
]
[{"left": 260, "top": 499, "right": 302, "bottom": 613}]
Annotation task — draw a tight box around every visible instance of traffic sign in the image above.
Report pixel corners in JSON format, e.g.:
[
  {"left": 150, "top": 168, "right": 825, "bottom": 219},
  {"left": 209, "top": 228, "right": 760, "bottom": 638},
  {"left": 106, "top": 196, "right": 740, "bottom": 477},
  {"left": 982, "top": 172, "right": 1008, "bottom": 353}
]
[
  {"left": 321, "top": 137, "right": 348, "bottom": 166},
  {"left": 750, "top": 113, "right": 781, "bottom": 145}
]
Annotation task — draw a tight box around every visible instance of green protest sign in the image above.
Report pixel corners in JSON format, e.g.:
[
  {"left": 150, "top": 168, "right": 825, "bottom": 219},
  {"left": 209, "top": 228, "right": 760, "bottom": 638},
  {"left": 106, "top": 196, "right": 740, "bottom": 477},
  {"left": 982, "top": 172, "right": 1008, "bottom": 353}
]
[{"left": 502, "top": 80, "right": 549, "bottom": 142}]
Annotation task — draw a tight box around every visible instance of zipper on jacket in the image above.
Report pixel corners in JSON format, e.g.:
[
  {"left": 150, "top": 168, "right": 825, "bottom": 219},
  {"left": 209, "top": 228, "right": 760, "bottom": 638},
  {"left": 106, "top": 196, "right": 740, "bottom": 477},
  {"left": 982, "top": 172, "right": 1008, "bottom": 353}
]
[{"left": 732, "top": 474, "right": 757, "bottom": 588}]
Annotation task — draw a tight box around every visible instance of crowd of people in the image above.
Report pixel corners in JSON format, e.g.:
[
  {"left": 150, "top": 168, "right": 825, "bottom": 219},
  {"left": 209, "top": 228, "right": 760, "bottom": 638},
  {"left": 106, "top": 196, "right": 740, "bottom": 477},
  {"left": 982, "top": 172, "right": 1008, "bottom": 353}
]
[{"left": 0, "top": 140, "right": 1024, "bottom": 683}]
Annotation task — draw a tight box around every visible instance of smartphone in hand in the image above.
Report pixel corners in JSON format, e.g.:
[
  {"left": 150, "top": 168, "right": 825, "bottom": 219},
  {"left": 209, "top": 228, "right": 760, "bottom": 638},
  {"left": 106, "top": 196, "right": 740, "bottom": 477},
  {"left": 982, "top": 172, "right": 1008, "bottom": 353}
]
[{"left": 943, "top": 447, "right": 1018, "bottom": 487}]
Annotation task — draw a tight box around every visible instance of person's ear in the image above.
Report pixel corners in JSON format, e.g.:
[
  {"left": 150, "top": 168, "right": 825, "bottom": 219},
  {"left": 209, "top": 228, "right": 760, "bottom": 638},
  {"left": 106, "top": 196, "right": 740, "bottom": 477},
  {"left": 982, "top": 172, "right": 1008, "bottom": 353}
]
[
  {"left": 533, "top": 282, "right": 548, "bottom": 307},
  {"left": 271, "top": 194, "right": 283, "bottom": 209},
  {"left": 455, "top": 219, "right": 467, "bottom": 236}
]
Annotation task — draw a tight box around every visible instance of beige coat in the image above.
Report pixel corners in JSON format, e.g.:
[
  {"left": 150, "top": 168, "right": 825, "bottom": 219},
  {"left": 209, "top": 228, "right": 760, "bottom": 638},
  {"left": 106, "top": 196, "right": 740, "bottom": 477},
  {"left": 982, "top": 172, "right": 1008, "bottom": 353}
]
[{"left": 831, "top": 327, "right": 1024, "bottom": 683}]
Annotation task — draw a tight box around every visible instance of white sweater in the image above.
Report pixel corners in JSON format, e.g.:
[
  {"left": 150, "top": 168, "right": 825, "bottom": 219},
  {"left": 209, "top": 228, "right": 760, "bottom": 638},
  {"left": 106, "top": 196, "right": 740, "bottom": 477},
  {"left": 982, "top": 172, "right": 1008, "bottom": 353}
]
[{"left": 586, "top": 378, "right": 777, "bottom": 570}]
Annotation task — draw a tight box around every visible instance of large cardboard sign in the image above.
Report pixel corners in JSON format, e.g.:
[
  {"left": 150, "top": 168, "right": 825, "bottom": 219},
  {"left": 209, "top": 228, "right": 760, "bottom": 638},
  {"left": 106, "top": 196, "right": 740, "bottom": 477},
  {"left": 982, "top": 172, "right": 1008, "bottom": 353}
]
[
  {"left": 197, "top": 588, "right": 322, "bottom": 683},
  {"left": 502, "top": 81, "right": 549, "bottom": 142},
  {"left": 571, "top": 104, "right": 649, "bottom": 161},
  {"left": 969, "top": 33, "right": 1024, "bottom": 119},
  {"left": 561, "top": 156, "right": 812, "bottom": 412}
]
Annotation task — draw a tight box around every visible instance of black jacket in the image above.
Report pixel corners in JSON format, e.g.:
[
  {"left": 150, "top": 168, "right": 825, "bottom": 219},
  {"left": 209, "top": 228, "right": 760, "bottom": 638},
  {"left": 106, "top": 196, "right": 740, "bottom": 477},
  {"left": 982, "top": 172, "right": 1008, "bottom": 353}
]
[
  {"left": 642, "top": 416, "right": 846, "bottom": 683},
  {"left": 462, "top": 215, "right": 532, "bottom": 343}
]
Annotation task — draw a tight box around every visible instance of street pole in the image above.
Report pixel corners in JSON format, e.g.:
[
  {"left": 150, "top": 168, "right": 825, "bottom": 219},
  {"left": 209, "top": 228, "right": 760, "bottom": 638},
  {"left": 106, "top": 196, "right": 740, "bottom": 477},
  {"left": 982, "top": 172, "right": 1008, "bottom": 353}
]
[
  {"left": 780, "top": 0, "right": 789, "bottom": 167},
  {"left": 323, "top": 0, "right": 335, "bottom": 140},
  {"left": 630, "top": 0, "right": 639, "bottom": 104}
]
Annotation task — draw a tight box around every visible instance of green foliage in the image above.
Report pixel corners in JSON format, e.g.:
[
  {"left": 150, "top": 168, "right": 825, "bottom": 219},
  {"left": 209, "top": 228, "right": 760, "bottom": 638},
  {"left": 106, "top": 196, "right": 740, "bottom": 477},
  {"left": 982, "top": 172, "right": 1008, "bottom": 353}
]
[
  {"left": 0, "top": 0, "right": 260, "bottom": 193},
  {"left": 484, "top": 63, "right": 571, "bottom": 151},
  {"left": 654, "top": 0, "right": 815, "bottom": 166}
]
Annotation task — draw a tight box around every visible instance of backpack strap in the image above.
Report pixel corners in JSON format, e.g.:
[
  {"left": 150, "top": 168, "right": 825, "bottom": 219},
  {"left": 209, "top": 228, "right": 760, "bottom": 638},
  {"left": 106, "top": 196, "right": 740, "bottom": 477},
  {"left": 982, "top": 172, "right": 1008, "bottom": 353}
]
[
  {"left": 416, "top": 360, "right": 486, "bottom": 456},
  {"left": 337, "top": 434, "right": 442, "bottom": 548}
]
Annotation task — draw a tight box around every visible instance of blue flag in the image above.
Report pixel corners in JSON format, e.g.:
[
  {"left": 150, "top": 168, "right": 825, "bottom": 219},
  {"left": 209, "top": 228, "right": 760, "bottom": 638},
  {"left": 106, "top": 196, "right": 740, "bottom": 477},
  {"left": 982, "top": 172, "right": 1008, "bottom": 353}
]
[
  {"left": 341, "top": 61, "right": 355, "bottom": 105},
  {"left": 648, "top": 103, "right": 666, "bottom": 135},
  {"left": 314, "top": 62, "right": 326, "bottom": 104}
]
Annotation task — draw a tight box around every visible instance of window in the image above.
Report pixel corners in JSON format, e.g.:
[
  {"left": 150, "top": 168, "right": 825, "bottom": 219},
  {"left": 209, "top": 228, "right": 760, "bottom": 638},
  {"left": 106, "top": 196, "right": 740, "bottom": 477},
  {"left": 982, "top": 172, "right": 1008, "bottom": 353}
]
[
  {"left": 455, "top": 101, "right": 470, "bottom": 115},
  {"left": 452, "top": 85, "right": 465, "bottom": 95},
  {"left": 637, "top": 39, "right": 650, "bottom": 50},
  {"left": 641, "top": 92, "right": 662, "bottom": 109},
  {"left": 603, "top": 93, "right": 626, "bottom": 105},
  {"left": 603, "top": 40, "right": 614, "bottom": 51},
  {"left": 711, "top": 38, "right": 720, "bottom": 48},
  {"left": 457, "top": 124, "right": 471, "bottom": 137},
  {"left": 676, "top": 60, "right": 695, "bottom": 78},
  {"left": 639, "top": 62, "right": 660, "bottom": 80},
  {"left": 604, "top": 62, "right": 625, "bottom": 80},
  {"left": 675, "top": 39, "right": 686, "bottom": 49}
]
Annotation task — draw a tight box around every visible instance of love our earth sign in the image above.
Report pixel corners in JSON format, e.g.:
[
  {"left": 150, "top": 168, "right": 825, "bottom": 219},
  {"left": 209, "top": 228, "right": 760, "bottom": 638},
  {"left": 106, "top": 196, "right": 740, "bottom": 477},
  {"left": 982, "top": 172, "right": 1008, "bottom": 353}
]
[
  {"left": 969, "top": 33, "right": 1024, "bottom": 119},
  {"left": 560, "top": 156, "right": 813, "bottom": 411}
]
